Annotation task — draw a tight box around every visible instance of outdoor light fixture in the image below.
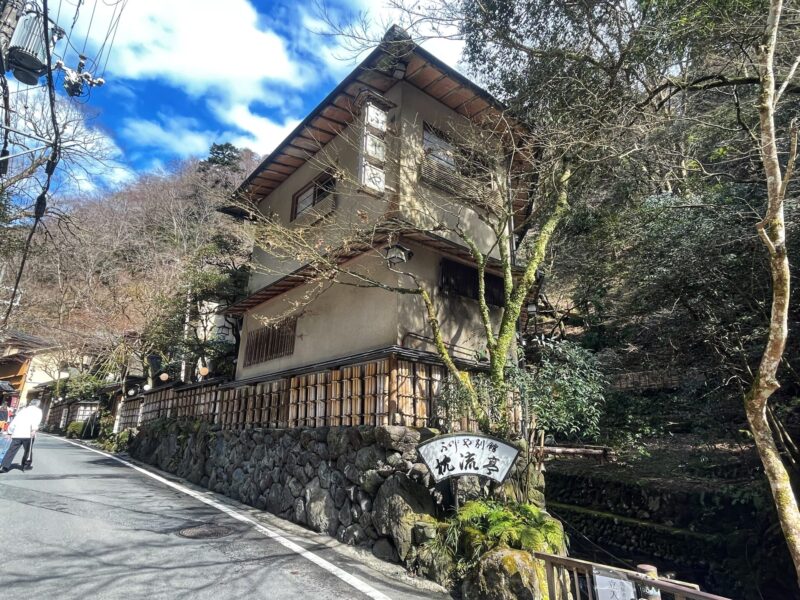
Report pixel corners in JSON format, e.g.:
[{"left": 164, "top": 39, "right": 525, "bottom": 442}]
[
  {"left": 391, "top": 62, "right": 407, "bottom": 80},
  {"left": 159, "top": 373, "right": 169, "bottom": 382},
  {"left": 198, "top": 366, "right": 210, "bottom": 377},
  {"left": 127, "top": 389, "right": 135, "bottom": 397},
  {"left": 142, "top": 384, "right": 152, "bottom": 392},
  {"left": 385, "top": 244, "right": 413, "bottom": 266}
]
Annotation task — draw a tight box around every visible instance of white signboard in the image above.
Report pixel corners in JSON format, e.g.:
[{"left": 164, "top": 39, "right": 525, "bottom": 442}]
[
  {"left": 417, "top": 433, "right": 519, "bottom": 484},
  {"left": 364, "top": 133, "right": 386, "bottom": 162},
  {"left": 592, "top": 567, "right": 637, "bottom": 600},
  {"left": 365, "top": 103, "right": 387, "bottom": 132},
  {"left": 360, "top": 160, "right": 385, "bottom": 192}
]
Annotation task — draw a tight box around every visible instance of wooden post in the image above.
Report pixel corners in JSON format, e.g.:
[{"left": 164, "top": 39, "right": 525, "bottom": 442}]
[
  {"left": 388, "top": 354, "right": 398, "bottom": 425},
  {"left": 637, "top": 564, "right": 661, "bottom": 600}
]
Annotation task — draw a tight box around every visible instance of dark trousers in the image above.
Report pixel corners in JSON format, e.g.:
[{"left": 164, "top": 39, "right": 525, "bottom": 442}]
[{"left": 1, "top": 437, "right": 32, "bottom": 469}]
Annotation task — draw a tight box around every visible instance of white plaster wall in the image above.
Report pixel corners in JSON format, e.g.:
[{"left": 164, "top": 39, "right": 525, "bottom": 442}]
[{"left": 236, "top": 253, "right": 399, "bottom": 379}]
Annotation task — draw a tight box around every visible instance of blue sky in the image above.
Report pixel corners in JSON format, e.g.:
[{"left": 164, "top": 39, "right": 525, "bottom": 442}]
[{"left": 40, "top": 0, "right": 464, "bottom": 188}]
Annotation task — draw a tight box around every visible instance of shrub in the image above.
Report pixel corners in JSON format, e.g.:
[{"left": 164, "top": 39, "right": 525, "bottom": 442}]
[
  {"left": 65, "top": 420, "right": 85, "bottom": 439},
  {"left": 449, "top": 500, "right": 565, "bottom": 560},
  {"left": 424, "top": 499, "right": 567, "bottom": 583},
  {"left": 98, "top": 428, "right": 133, "bottom": 453}
]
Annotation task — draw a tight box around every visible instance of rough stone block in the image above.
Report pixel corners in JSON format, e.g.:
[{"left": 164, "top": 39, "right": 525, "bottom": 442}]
[
  {"left": 355, "top": 445, "right": 386, "bottom": 471},
  {"left": 372, "top": 472, "right": 435, "bottom": 561},
  {"left": 305, "top": 478, "right": 339, "bottom": 536},
  {"left": 372, "top": 537, "right": 399, "bottom": 563}
]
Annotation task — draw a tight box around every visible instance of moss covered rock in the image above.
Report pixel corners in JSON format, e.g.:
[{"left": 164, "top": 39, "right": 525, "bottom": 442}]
[{"left": 462, "top": 548, "right": 544, "bottom": 600}]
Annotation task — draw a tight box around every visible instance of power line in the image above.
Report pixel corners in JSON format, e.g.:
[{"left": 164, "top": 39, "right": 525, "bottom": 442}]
[
  {"left": 80, "top": 0, "right": 95, "bottom": 55},
  {"left": 2, "top": 0, "right": 62, "bottom": 327},
  {"left": 547, "top": 506, "right": 640, "bottom": 571}
]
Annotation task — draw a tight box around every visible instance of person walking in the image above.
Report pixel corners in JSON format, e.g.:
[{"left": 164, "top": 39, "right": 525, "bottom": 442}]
[
  {"left": 0, "top": 401, "right": 8, "bottom": 432},
  {"left": 0, "top": 399, "right": 42, "bottom": 472}
]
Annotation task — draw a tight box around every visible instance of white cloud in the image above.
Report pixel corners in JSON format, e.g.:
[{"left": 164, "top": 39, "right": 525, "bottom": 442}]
[
  {"left": 120, "top": 115, "right": 219, "bottom": 157},
  {"left": 211, "top": 102, "right": 301, "bottom": 155},
  {"left": 71, "top": 0, "right": 304, "bottom": 106},
  {"left": 55, "top": 0, "right": 468, "bottom": 170}
]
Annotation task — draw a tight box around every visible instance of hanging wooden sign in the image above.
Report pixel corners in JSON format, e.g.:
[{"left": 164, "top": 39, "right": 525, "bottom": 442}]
[{"left": 417, "top": 433, "right": 519, "bottom": 484}]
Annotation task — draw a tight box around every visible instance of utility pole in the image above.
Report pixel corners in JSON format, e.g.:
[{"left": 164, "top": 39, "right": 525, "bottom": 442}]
[{"left": 0, "top": 0, "right": 23, "bottom": 72}]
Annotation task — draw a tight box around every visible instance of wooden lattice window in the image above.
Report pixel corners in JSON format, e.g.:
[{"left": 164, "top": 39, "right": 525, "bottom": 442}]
[
  {"left": 244, "top": 317, "right": 297, "bottom": 367},
  {"left": 423, "top": 124, "right": 457, "bottom": 170}
]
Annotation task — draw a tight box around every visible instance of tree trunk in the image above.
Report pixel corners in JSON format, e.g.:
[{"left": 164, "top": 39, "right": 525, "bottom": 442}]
[{"left": 749, "top": 0, "right": 800, "bottom": 585}]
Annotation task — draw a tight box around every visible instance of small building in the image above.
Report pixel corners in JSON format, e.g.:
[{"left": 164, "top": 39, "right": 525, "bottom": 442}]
[{"left": 0, "top": 330, "right": 63, "bottom": 409}]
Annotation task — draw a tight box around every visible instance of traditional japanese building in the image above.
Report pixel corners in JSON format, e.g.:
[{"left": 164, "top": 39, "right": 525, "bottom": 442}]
[{"left": 218, "top": 27, "right": 521, "bottom": 431}]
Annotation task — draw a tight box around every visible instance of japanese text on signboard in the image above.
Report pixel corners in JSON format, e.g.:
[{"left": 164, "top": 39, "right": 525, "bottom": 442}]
[{"left": 417, "top": 434, "right": 519, "bottom": 484}]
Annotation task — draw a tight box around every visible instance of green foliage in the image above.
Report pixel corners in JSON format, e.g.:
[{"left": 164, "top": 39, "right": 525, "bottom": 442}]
[
  {"left": 437, "top": 340, "right": 605, "bottom": 441},
  {"left": 432, "top": 500, "right": 565, "bottom": 575},
  {"left": 515, "top": 340, "right": 605, "bottom": 440},
  {"left": 597, "top": 392, "right": 666, "bottom": 452},
  {"left": 65, "top": 372, "right": 106, "bottom": 401},
  {"left": 98, "top": 428, "right": 133, "bottom": 453},
  {"left": 65, "top": 420, "right": 85, "bottom": 439},
  {"left": 97, "top": 409, "right": 115, "bottom": 440}
]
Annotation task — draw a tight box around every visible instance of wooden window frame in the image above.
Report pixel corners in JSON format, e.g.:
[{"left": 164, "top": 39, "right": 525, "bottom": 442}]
[
  {"left": 291, "top": 174, "right": 336, "bottom": 221},
  {"left": 422, "top": 123, "right": 457, "bottom": 170},
  {"left": 439, "top": 258, "right": 505, "bottom": 307},
  {"left": 243, "top": 317, "right": 298, "bottom": 367}
]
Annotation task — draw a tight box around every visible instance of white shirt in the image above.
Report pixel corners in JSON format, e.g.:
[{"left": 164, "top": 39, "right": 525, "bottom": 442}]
[{"left": 8, "top": 405, "right": 42, "bottom": 439}]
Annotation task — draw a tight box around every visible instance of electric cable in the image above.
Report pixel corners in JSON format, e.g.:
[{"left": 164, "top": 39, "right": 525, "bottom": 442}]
[
  {"left": 98, "top": 0, "right": 123, "bottom": 78},
  {"left": 546, "top": 506, "right": 640, "bottom": 571},
  {"left": 80, "top": 0, "right": 96, "bottom": 55},
  {"left": 2, "top": 0, "right": 62, "bottom": 327}
]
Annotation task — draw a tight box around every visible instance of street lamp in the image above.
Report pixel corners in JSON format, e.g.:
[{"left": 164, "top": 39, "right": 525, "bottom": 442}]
[
  {"left": 198, "top": 366, "right": 210, "bottom": 378},
  {"left": 385, "top": 244, "right": 413, "bottom": 266},
  {"left": 159, "top": 373, "right": 169, "bottom": 382},
  {"left": 142, "top": 384, "right": 152, "bottom": 392}
]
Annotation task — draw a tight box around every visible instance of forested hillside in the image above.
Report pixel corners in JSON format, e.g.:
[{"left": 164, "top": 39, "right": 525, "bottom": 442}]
[{"left": 1, "top": 144, "right": 257, "bottom": 386}]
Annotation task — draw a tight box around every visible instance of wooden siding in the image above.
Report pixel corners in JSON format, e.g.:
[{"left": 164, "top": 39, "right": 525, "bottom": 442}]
[{"left": 124, "top": 358, "right": 451, "bottom": 431}]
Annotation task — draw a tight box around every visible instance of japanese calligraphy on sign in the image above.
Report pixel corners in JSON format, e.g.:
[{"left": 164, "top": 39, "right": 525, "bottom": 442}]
[
  {"left": 592, "top": 567, "right": 636, "bottom": 600},
  {"left": 417, "top": 433, "right": 520, "bottom": 484}
]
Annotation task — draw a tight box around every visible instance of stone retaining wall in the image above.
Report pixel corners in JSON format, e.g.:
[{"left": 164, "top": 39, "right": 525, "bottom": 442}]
[
  {"left": 129, "top": 419, "right": 536, "bottom": 582},
  {"left": 546, "top": 467, "right": 796, "bottom": 599}
]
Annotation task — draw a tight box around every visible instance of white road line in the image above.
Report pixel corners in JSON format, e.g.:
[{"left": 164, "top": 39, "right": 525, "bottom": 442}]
[{"left": 54, "top": 435, "right": 393, "bottom": 600}]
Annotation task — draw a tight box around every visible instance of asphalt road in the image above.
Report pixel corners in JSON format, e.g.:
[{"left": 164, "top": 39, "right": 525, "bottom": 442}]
[{"left": 0, "top": 434, "right": 449, "bottom": 600}]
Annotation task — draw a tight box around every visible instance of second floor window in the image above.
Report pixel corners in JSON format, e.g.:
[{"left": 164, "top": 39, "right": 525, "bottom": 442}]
[
  {"left": 292, "top": 174, "right": 336, "bottom": 220},
  {"left": 423, "top": 125, "right": 456, "bottom": 170},
  {"left": 440, "top": 258, "right": 505, "bottom": 307},
  {"left": 243, "top": 317, "right": 298, "bottom": 367}
]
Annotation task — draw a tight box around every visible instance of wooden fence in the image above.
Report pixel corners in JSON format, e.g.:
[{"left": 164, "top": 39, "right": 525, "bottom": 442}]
[
  {"left": 115, "top": 358, "right": 452, "bottom": 432},
  {"left": 117, "top": 396, "right": 143, "bottom": 431},
  {"left": 46, "top": 400, "right": 99, "bottom": 430},
  {"left": 532, "top": 551, "right": 731, "bottom": 600},
  {"left": 611, "top": 369, "right": 703, "bottom": 392}
]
